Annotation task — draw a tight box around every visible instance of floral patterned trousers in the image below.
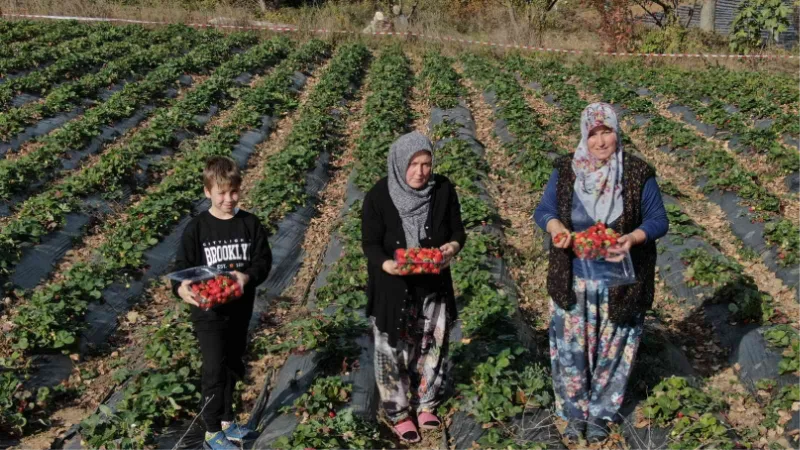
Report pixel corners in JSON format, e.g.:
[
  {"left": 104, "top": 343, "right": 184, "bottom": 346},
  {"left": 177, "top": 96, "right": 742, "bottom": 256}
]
[
  {"left": 549, "top": 278, "right": 643, "bottom": 423},
  {"left": 371, "top": 294, "right": 449, "bottom": 424}
]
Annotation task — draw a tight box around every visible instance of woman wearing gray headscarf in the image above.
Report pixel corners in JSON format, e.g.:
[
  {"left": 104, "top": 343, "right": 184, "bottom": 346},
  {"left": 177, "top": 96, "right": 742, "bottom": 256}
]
[{"left": 362, "top": 131, "right": 466, "bottom": 443}]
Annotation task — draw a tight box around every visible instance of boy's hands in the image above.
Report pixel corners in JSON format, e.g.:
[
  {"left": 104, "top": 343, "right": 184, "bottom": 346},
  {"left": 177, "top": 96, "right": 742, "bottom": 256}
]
[
  {"left": 231, "top": 270, "right": 249, "bottom": 291},
  {"left": 178, "top": 272, "right": 247, "bottom": 309},
  {"left": 178, "top": 280, "right": 200, "bottom": 307}
]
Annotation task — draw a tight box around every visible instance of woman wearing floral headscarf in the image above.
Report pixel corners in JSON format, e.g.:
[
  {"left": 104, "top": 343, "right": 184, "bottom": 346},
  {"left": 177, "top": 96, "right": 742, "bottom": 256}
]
[
  {"left": 533, "top": 103, "right": 668, "bottom": 443},
  {"left": 362, "top": 131, "right": 466, "bottom": 443}
]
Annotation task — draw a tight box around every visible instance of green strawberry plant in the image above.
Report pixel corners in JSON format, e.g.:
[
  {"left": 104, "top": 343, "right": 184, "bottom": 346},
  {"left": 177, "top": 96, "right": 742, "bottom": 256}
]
[
  {"left": 679, "top": 249, "right": 775, "bottom": 324},
  {"left": 668, "top": 413, "right": 733, "bottom": 450},
  {"left": 455, "top": 347, "right": 552, "bottom": 423},
  {"left": 763, "top": 325, "right": 800, "bottom": 375},
  {"left": 0, "top": 21, "right": 102, "bottom": 75},
  {"left": 0, "top": 26, "right": 152, "bottom": 104},
  {"left": 461, "top": 53, "right": 560, "bottom": 191},
  {"left": 505, "top": 52, "right": 587, "bottom": 132},
  {"left": 478, "top": 426, "right": 547, "bottom": 449},
  {"left": 665, "top": 204, "right": 704, "bottom": 244},
  {"left": 81, "top": 306, "right": 201, "bottom": 448},
  {"left": 642, "top": 377, "right": 725, "bottom": 428},
  {"left": 352, "top": 44, "right": 412, "bottom": 191},
  {"left": 764, "top": 219, "right": 800, "bottom": 268},
  {"left": 0, "top": 30, "right": 254, "bottom": 201},
  {"left": 273, "top": 409, "right": 388, "bottom": 450},
  {"left": 249, "top": 42, "right": 370, "bottom": 231},
  {"left": 280, "top": 376, "right": 352, "bottom": 418},
  {"left": 0, "top": 20, "right": 84, "bottom": 50},
  {"left": 763, "top": 384, "right": 799, "bottom": 429},
  {"left": 424, "top": 50, "right": 554, "bottom": 445},
  {"left": 419, "top": 50, "right": 464, "bottom": 109},
  {"left": 0, "top": 24, "right": 201, "bottom": 140}
]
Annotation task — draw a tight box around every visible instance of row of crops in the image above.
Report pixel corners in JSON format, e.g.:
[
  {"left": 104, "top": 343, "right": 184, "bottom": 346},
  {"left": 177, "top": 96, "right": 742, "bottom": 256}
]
[{"left": 0, "top": 18, "right": 797, "bottom": 450}]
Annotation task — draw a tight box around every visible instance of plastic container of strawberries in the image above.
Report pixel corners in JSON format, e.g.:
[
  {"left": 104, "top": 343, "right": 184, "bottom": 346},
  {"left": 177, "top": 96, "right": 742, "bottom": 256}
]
[
  {"left": 166, "top": 266, "right": 243, "bottom": 310},
  {"left": 568, "top": 222, "right": 636, "bottom": 287},
  {"left": 394, "top": 248, "right": 445, "bottom": 276},
  {"left": 575, "top": 252, "right": 636, "bottom": 287}
]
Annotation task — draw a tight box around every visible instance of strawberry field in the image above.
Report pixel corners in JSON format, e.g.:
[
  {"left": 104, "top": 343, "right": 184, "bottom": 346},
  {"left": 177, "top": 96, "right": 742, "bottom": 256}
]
[{"left": 0, "top": 18, "right": 798, "bottom": 450}]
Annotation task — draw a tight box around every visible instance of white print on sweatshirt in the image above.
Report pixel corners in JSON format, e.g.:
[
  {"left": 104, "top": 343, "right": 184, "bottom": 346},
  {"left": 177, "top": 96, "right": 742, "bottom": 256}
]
[{"left": 202, "top": 239, "right": 251, "bottom": 267}]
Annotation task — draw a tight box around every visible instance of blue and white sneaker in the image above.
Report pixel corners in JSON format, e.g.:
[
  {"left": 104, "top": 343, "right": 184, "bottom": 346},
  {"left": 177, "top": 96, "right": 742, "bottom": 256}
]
[
  {"left": 204, "top": 431, "right": 239, "bottom": 450},
  {"left": 222, "top": 422, "right": 253, "bottom": 443}
]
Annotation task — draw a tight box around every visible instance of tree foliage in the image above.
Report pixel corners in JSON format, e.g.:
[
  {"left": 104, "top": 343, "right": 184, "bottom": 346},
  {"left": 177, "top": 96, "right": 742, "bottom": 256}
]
[
  {"left": 729, "top": 0, "right": 792, "bottom": 54},
  {"left": 580, "top": 0, "right": 633, "bottom": 50}
]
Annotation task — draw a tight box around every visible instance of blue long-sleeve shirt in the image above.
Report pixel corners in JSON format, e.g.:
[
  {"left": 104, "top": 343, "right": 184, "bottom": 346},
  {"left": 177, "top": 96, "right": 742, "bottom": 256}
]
[{"left": 534, "top": 168, "right": 669, "bottom": 278}]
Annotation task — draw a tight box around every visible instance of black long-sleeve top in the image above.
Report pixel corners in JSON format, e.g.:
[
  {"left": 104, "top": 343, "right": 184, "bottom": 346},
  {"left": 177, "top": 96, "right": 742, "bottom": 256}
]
[
  {"left": 361, "top": 175, "right": 467, "bottom": 347},
  {"left": 171, "top": 209, "right": 272, "bottom": 322}
]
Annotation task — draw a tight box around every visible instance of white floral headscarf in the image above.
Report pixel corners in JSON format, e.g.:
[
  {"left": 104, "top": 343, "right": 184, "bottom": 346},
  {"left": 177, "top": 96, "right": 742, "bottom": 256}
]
[{"left": 572, "top": 102, "right": 624, "bottom": 225}]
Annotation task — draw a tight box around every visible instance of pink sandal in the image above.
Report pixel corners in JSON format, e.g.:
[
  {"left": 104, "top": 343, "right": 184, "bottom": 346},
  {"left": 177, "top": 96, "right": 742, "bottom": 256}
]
[
  {"left": 417, "top": 411, "right": 441, "bottom": 430},
  {"left": 392, "top": 418, "right": 421, "bottom": 443}
]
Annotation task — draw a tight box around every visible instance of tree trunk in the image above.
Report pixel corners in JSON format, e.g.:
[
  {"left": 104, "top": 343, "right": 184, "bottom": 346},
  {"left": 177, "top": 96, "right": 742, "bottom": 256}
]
[
  {"left": 794, "top": 5, "right": 800, "bottom": 39},
  {"left": 699, "top": 0, "right": 716, "bottom": 31},
  {"left": 504, "top": 0, "right": 520, "bottom": 36}
]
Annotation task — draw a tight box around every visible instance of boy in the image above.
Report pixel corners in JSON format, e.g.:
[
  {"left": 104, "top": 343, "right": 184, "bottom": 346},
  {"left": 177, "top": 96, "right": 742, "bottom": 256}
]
[{"left": 172, "top": 156, "right": 272, "bottom": 450}]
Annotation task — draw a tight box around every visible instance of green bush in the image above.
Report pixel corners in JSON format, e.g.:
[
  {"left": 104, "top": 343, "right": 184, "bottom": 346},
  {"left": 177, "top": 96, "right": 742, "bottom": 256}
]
[
  {"left": 730, "top": 0, "right": 793, "bottom": 54},
  {"left": 638, "top": 25, "right": 727, "bottom": 54}
]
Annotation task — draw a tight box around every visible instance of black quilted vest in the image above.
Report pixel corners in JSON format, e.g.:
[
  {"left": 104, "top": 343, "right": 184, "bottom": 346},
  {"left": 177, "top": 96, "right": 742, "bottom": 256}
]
[{"left": 546, "top": 153, "right": 657, "bottom": 325}]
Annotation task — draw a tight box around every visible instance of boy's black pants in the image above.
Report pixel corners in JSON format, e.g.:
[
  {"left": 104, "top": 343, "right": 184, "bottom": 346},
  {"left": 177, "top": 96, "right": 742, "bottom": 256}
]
[{"left": 192, "top": 302, "right": 252, "bottom": 433}]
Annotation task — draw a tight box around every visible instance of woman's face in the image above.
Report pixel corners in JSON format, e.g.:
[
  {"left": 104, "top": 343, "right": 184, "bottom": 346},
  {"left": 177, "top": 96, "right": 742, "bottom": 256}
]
[
  {"left": 406, "top": 150, "right": 432, "bottom": 189},
  {"left": 587, "top": 125, "right": 617, "bottom": 161}
]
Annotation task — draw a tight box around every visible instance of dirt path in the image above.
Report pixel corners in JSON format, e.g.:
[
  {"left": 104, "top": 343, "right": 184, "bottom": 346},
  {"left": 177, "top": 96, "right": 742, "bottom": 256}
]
[
  {"left": 458, "top": 67, "right": 550, "bottom": 333},
  {"left": 237, "top": 78, "right": 367, "bottom": 419}
]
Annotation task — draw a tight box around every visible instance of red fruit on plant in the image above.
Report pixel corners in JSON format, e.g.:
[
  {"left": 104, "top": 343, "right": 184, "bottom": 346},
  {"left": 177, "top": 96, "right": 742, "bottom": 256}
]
[{"left": 328, "top": 411, "right": 336, "bottom": 418}]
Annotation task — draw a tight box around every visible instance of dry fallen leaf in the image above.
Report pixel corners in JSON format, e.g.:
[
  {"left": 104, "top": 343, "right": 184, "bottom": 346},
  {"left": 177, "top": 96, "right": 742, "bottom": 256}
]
[{"left": 126, "top": 311, "right": 140, "bottom": 324}]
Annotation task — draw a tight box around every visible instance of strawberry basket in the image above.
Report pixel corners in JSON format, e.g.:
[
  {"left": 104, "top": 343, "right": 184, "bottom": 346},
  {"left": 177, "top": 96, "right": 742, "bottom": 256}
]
[
  {"left": 394, "top": 248, "right": 445, "bottom": 275},
  {"left": 166, "top": 266, "right": 243, "bottom": 310},
  {"left": 555, "top": 222, "right": 636, "bottom": 287}
]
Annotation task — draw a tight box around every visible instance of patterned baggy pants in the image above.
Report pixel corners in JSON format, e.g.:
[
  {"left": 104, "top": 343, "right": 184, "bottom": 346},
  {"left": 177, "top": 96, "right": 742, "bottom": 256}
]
[
  {"left": 371, "top": 294, "right": 449, "bottom": 424},
  {"left": 549, "top": 278, "right": 644, "bottom": 424}
]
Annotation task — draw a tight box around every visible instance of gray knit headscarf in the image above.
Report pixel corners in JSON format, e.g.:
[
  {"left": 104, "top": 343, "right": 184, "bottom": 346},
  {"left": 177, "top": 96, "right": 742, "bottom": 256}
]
[{"left": 387, "top": 131, "right": 435, "bottom": 247}]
